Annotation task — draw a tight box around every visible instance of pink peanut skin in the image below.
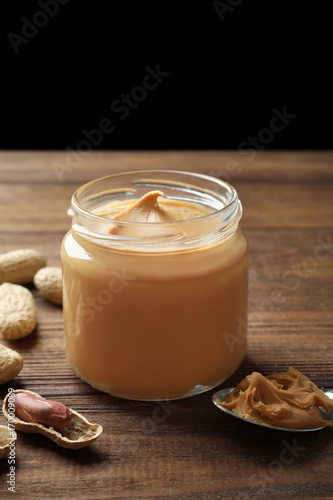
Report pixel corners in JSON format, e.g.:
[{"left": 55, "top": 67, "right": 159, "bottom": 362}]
[{"left": 14, "top": 392, "right": 71, "bottom": 430}]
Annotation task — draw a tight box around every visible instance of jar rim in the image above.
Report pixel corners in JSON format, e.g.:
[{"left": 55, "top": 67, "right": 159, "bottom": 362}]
[
  {"left": 71, "top": 170, "right": 239, "bottom": 223},
  {"left": 69, "top": 170, "right": 243, "bottom": 249}
]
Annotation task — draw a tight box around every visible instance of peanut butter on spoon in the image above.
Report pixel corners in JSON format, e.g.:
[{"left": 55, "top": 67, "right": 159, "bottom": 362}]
[{"left": 222, "top": 367, "right": 333, "bottom": 429}]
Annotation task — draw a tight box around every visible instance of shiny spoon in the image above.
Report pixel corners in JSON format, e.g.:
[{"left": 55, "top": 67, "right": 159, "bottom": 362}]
[{"left": 213, "top": 387, "right": 333, "bottom": 432}]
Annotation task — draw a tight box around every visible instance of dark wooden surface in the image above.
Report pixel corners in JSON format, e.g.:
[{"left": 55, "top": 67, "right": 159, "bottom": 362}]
[{"left": 0, "top": 151, "right": 332, "bottom": 499}]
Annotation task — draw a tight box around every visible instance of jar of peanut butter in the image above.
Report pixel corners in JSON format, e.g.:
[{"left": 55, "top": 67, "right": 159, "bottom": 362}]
[{"left": 61, "top": 171, "right": 248, "bottom": 400}]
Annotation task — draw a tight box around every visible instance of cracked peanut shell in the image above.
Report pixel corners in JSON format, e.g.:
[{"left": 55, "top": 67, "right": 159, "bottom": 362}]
[{"left": 2, "top": 390, "right": 103, "bottom": 450}]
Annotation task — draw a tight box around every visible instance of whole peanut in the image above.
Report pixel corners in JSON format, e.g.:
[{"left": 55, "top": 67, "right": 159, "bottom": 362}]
[
  {"left": 0, "top": 283, "right": 36, "bottom": 339},
  {"left": 0, "top": 249, "right": 46, "bottom": 285},
  {"left": 0, "top": 425, "right": 17, "bottom": 459},
  {"left": 33, "top": 267, "right": 62, "bottom": 305},
  {"left": 14, "top": 392, "right": 71, "bottom": 430},
  {"left": 0, "top": 344, "right": 23, "bottom": 384}
]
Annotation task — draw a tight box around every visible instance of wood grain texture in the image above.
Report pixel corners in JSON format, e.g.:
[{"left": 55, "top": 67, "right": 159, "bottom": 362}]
[{"left": 0, "top": 151, "right": 332, "bottom": 499}]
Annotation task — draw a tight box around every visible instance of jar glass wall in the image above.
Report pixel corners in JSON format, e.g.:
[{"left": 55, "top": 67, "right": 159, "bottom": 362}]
[{"left": 61, "top": 171, "right": 248, "bottom": 400}]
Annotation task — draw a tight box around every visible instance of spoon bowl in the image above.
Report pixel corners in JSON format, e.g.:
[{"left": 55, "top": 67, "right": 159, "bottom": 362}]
[{"left": 213, "top": 387, "right": 333, "bottom": 432}]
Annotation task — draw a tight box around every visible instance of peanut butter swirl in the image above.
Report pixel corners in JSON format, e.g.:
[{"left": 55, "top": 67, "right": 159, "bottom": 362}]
[
  {"left": 104, "top": 190, "right": 213, "bottom": 237},
  {"left": 111, "top": 191, "right": 169, "bottom": 223}
]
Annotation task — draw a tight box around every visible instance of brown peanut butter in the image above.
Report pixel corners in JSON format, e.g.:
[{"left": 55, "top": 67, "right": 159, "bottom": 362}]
[
  {"left": 104, "top": 190, "right": 216, "bottom": 238},
  {"left": 62, "top": 179, "right": 248, "bottom": 400},
  {"left": 109, "top": 191, "right": 171, "bottom": 224},
  {"left": 222, "top": 367, "right": 333, "bottom": 429}
]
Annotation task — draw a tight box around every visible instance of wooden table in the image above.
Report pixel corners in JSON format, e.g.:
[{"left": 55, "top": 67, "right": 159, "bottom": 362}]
[{"left": 0, "top": 151, "right": 332, "bottom": 499}]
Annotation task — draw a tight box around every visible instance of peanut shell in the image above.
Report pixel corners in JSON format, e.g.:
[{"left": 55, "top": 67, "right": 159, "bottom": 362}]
[
  {"left": 0, "top": 344, "right": 23, "bottom": 384},
  {"left": 33, "top": 267, "right": 62, "bottom": 305},
  {"left": 0, "top": 249, "right": 46, "bottom": 285},
  {"left": 0, "top": 425, "right": 17, "bottom": 459},
  {"left": 0, "top": 283, "right": 36, "bottom": 339},
  {"left": 2, "top": 390, "right": 103, "bottom": 450}
]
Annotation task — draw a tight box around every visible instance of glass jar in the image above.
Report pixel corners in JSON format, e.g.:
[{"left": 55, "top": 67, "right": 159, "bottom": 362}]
[{"left": 61, "top": 171, "right": 248, "bottom": 400}]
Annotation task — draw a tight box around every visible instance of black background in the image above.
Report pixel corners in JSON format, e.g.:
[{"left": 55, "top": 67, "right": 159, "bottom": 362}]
[{"left": 2, "top": 1, "right": 331, "bottom": 150}]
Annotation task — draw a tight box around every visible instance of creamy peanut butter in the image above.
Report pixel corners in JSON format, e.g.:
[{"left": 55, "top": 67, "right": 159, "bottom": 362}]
[
  {"left": 103, "top": 190, "right": 216, "bottom": 238},
  {"left": 110, "top": 190, "right": 180, "bottom": 224},
  {"left": 62, "top": 174, "right": 248, "bottom": 400},
  {"left": 222, "top": 367, "right": 333, "bottom": 429}
]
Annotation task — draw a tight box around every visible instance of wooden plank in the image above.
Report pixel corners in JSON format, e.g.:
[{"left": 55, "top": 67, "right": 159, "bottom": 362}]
[{"left": 0, "top": 151, "right": 332, "bottom": 183}]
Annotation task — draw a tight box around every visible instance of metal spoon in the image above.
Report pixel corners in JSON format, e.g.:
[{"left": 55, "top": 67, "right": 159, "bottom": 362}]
[{"left": 213, "top": 387, "right": 333, "bottom": 432}]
